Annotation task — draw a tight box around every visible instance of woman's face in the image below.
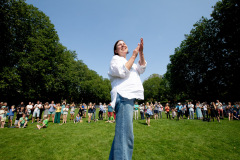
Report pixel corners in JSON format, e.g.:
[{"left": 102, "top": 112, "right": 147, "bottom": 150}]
[{"left": 115, "top": 41, "right": 128, "bottom": 58}]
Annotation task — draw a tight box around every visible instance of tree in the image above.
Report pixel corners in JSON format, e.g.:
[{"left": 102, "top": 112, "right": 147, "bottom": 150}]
[
  {"left": 166, "top": 0, "right": 240, "bottom": 102},
  {"left": 0, "top": 0, "right": 112, "bottom": 104},
  {"left": 143, "top": 74, "right": 170, "bottom": 103}
]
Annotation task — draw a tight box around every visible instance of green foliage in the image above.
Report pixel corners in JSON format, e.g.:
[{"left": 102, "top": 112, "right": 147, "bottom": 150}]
[
  {"left": 166, "top": 0, "right": 240, "bottom": 102},
  {"left": 143, "top": 74, "right": 170, "bottom": 103},
  {"left": 0, "top": 0, "right": 111, "bottom": 104}
]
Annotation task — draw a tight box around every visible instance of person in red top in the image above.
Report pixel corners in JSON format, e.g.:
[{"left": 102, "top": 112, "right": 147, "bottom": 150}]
[{"left": 165, "top": 103, "right": 171, "bottom": 119}]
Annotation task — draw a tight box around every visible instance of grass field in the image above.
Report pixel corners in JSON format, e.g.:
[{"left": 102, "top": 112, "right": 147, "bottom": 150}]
[{"left": 0, "top": 110, "right": 240, "bottom": 160}]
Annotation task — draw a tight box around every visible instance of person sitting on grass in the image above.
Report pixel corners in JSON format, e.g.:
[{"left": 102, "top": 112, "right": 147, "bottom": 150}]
[
  {"left": 37, "top": 115, "right": 48, "bottom": 129},
  {"left": 233, "top": 110, "right": 239, "bottom": 120},
  {"left": 106, "top": 115, "right": 115, "bottom": 123},
  {"left": 18, "top": 113, "right": 28, "bottom": 128},
  {"left": 74, "top": 114, "right": 82, "bottom": 123}
]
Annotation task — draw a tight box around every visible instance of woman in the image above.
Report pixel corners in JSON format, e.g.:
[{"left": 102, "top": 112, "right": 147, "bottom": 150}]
[
  {"left": 87, "top": 102, "right": 93, "bottom": 123},
  {"left": 227, "top": 102, "right": 233, "bottom": 121},
  {"left": 108, "top": 104, "right": 114, "bottom": 121},
  {"left": 139, "top": 104, "right": 144, "bottom": 120},
  {"left": 48, "top": 101, "right": 56, "bottom": 122},
  {"left": 103, "top": 103, "right": 107, "bottom": 119},
  {"left": 184, "top": 103, "right": 189, "bottom": 119},
  {"left": 61, "top": 102, "right": 66, "bottom": 120},
  {"left": 196, "top": 101, "right": 203, "bottom": 120},
  {"left": 78, "top": 104, "right": 83, "bottom": 117},
  {"left": 44, "top": 102, "right": 50, "bottom": 117},
  {"left": 108, "top": 38, "right": 146, "bottom": 160},
  {"left": 144, "top": 103, "right": 147, "bottom": 118},
  {"left": 62, "top": 105, "right": 69, "bottom": 123},
  {"left": 203, "top": 102, "right": 208, "bottom": 119},
  {"left": 70, "top": 102, "right": 75, "bottom": 121},
  {"left": 134, "top": 102, "right": 139, "bottom": 120},
  {"left": 99, "top": 103, "right": 104, "bottom": 120},
  {"left": 146, "top": 102, "right": 153, "bottom": 126},
  {"left": 165, "top": 103, "right": 171, "bottom": 119},
  {"left": 153, "top": 101, "right": 159, "bottom": 120},
  {"left": 54, "top": 103, "right": 62, "bottom": 124},
  {"left": 188, "top": 102, "right": 194, "bottom": 119},
  {"left": 158, "top": 102, "right": 163, "bottom": 119}
]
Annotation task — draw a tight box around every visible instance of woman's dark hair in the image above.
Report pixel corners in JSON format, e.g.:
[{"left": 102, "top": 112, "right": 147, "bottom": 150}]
[
  {"left": 113, "top": 40, "right": 129, "bottom": 55},
  {"left": 114, "top": 40, "right": 123, "bottom": 55}
]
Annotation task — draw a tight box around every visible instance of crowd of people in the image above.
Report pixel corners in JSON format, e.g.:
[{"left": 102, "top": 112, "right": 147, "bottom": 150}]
[{"left": 0, "top": 100, "right": 239, "bottom": 129}]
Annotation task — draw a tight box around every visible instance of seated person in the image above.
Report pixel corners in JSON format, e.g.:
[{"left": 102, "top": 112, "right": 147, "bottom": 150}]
[
  {"left": 233, "top": 110, "right": 239, "bottom": 120},
  {"left": 37, "top": 115, "right": 48, "bottom": 129},
  {"left": 74, "top": 114, "right": 82, "bottom": 123},
  {"left": 18, "top": 114, "right": 28, "bottom": 128}
]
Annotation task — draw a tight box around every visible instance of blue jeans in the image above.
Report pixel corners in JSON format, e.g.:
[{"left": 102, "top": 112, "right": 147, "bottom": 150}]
[
  {"left": 190, "top": 111, "right": 194, "bottom": 119},
  {"left": 109, "top": 94, "right": 135, "bottom": 160},
  {"left": 158, "top": 111, "right": 162, "bottom": 119}
]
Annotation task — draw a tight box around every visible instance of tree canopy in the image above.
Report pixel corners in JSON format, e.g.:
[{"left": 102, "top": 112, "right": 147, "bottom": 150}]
[
  {"left": 0, "top": 0, "right": 111, "bottom": 104},
  {"left": 165, "top": 0, "right": 240, "bottom": 102}
]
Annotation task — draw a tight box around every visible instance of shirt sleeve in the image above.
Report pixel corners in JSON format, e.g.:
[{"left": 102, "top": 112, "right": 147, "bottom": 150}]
[
  {"left": 136, "top": 60, "right": 147, "bottom": 74},
  {"left": 108, "top": 56, "right": 130, "bottom": 78}
]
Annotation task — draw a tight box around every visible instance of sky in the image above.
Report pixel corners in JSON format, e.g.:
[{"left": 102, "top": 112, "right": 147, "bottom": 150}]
[{"left": 26, "top": 0, "right": 219, "bottom": 81}]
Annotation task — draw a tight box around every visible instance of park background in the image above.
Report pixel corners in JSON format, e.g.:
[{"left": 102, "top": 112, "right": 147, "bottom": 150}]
[{"left": 0, "top": 0, "right": 240, "bottom": 159}]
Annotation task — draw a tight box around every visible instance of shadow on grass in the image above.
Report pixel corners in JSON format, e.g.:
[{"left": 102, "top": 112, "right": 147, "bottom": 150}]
[{"left": 137, "top": 121, "right": 148, "bottom": 125}]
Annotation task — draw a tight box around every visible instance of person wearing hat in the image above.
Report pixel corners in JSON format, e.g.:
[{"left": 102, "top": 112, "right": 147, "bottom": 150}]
[{"left": 176, "top": 102, "right": 183, "bottom": 120}]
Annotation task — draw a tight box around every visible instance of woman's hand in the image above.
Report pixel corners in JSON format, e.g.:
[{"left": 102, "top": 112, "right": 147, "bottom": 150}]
[
  {"left": 139, "top": 38, "right": 146, "bottom": 66},
  {"left": 139, "top": 38, "right": 144, "bottom": 54},
  {"left": 132, "top": 44, "right": 139, "bottom": 58}
]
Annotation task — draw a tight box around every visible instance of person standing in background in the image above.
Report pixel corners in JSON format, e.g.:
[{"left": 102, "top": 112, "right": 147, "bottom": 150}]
[
  {"left": 54, "top": 103, "right": 62, "bottom": 124},
  {"left": 99, "top": 103, "right": 104, "bottom": 120},
  {"left": 48, "top": 101, "right": 56, "bottom": 122},
  {"left": 133, "top": 102, "right": 139, "bottom": 120},
  {"left": 165, "top": 103, "right": 171, "bottom": 119},
  {"left": 139, "top": 104, "right": 144, "bottom": 120}
]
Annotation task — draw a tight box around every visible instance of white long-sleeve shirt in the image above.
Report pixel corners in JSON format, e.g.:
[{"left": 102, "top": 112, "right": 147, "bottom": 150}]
[{"left": 108, "top": 55, "right": 147, "bottom": 109}]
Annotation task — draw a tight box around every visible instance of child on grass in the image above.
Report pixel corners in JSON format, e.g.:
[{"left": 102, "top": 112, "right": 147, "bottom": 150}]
[
  {"left": 37, "top": 115, "right": 48, "bottom": 129},
  {"left": 106, "top": 116, "right": 115, "bottom": 123},
  {"left": 18, "top": 113, "right": 28, "bottom": 128},
  {"left": 74, "top": 114, "right": 82, "bottom": 123}
]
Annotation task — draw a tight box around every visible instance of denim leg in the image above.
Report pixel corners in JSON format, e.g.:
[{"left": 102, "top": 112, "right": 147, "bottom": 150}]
[
  {"left": 109, "top": 94, "right": 135, "bottom": 160},
  {"left": 190, "top": 111, "right": 194, "bottom": 119}
]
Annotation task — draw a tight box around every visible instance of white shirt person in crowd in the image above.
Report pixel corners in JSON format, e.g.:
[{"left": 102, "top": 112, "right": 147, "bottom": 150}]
[{"left": 32, "top": 100, "right": 42, "bottom": 123}]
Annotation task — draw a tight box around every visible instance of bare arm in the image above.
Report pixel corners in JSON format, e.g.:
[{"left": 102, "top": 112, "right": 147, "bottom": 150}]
[
  {"left": 125, "top": 44, "right": 139, "bottom": 70},
  {"left": 139, "top": 38, "right": 146, "bottom": 66}
]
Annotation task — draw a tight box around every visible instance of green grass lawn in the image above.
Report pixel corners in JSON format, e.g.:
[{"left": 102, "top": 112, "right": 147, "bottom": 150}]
[{"left": 0, "top": 110, "right": 240, "bottom": 160}]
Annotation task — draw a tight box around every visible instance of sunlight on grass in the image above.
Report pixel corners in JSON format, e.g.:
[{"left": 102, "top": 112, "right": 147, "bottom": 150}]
[{"left": 0, "top": 110, "right": 239, "bottom": 160}]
